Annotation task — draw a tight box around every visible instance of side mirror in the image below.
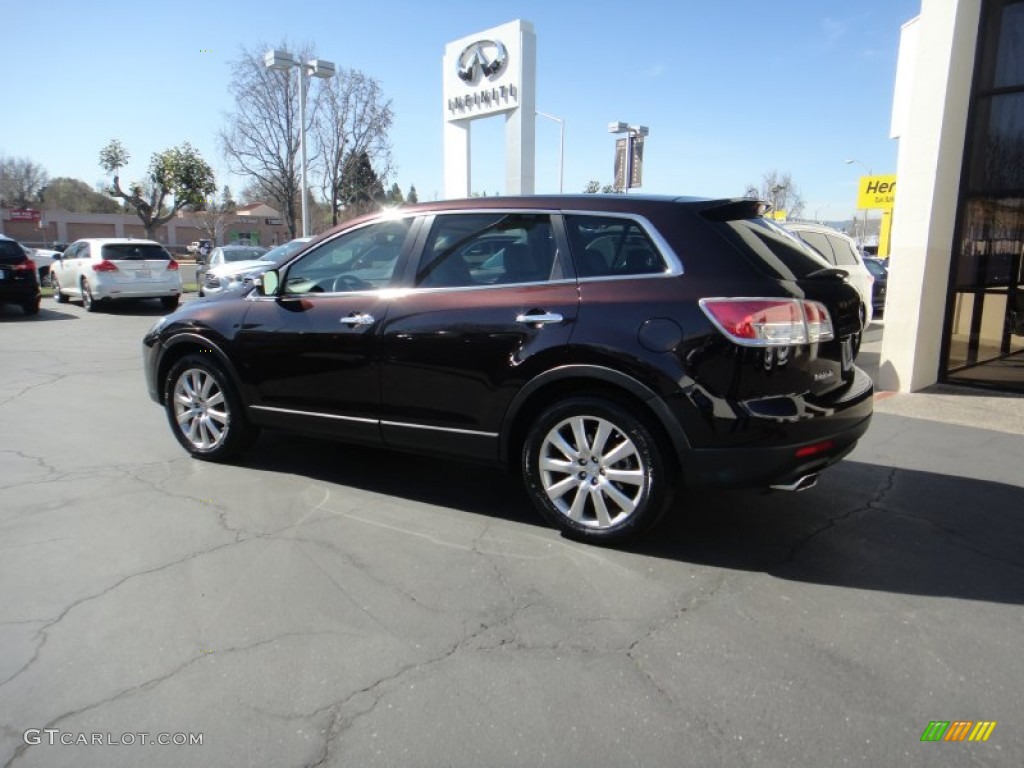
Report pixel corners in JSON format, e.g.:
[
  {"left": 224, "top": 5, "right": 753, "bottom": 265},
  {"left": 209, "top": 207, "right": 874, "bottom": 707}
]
[
  {"left": 255, "top": 269, "right": 280, "bottom": 296},
  {"left": 51, "top": 253, "right": 63, "bottom": 262}
]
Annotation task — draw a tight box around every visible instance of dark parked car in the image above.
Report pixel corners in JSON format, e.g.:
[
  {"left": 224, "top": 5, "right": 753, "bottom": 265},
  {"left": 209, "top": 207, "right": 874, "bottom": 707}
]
[
  {"left": 863, "top": 256, "right": 888, "bottom": 314},
  {"left": 0, "top": 234, "right": 41, "bottom": 315},
  {"left": 144, "top": 195, "right": 872, "bottom": 543}
]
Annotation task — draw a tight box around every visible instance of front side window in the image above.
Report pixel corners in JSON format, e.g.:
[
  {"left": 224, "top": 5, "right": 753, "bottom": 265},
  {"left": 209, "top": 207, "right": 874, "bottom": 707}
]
[
  {"left": 417, "top": 213, "right": 559, "bottom": 288},
  {"left": 283, "top": 218, "right": 412, "bottom": 295},
  {"left": 563, "top": 215, "right": 667, "bottom": 277}
]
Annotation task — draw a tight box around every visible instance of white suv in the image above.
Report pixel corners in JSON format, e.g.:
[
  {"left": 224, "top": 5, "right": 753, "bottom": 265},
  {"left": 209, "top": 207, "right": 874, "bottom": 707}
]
[
  {"left": 50, "top": 238, "right": 182, "bottom": 312},
  {"left": 784, "top": 223, "right": 875, "bottom": 326}
]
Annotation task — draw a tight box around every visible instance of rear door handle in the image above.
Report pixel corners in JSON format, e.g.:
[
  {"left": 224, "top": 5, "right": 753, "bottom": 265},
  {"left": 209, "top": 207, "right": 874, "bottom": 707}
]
[
  {"left": 340, "top": 313, "right": 375, "bottom": 326},
  {"left": 515, "top": 312, "right": 563, "bottom": 326}
]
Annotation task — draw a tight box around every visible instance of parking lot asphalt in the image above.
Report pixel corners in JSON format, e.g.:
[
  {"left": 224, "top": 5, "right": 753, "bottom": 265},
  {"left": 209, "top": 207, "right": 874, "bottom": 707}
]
[{"left": 1, "top": 298, "right": 1022, "bottom": 768}]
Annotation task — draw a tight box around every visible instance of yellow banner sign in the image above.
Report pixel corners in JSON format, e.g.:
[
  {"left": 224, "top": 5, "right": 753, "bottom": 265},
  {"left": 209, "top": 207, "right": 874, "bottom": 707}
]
[{"left": 857, "top": 175, "right": 897, "bottom": 210}]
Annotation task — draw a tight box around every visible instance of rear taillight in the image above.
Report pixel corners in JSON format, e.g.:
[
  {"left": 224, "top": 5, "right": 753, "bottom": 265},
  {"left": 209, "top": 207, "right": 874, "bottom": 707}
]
[
  {"left": 167, "top": 259, "right": 179, "bottom": 271},
  {"left": 12, "top": 259, "right": 36, "bottom": 272},
  {"left": 92, "top": 260, "right": 118, "bottom": 272},
  {"left": 699, "top": 298, "right": 835, "bottom": 346}
]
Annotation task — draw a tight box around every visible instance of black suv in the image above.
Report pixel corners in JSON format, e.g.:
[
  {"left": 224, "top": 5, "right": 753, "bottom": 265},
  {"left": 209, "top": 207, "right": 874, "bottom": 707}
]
[
  {"left": 0, "top": 235, "right": 41, "bottom": 315},
  {"left": 144, "top": 196, "right": 872, "bottom": 543}
]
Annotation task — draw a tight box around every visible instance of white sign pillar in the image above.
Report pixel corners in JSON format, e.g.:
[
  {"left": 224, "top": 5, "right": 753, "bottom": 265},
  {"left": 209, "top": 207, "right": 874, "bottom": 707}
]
[{"left": 443, "top": 20, "right": 536, "bottom": 198}]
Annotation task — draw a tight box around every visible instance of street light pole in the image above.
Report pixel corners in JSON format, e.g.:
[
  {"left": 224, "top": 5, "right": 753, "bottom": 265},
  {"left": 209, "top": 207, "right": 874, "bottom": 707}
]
[
  {"left": 265, "top": 50, "right": 335, "bottom": 238},
  {"left": 536, "top": 111, "right": 564, "bottom": 194},
  {"left": 845, "top": 159, "right": 873, "bottom": 245},
  {"left": 608, "top": 122, "right": 649, "bottom": 193}
]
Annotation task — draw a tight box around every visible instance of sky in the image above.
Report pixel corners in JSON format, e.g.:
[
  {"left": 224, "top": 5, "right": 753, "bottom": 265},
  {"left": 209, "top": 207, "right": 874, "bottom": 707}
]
[{"left": 3, "top": 0, "right": 922, "bottom": 222}]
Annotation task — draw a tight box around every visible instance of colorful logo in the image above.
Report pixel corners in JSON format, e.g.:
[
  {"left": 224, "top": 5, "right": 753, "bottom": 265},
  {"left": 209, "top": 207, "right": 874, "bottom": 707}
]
[{"left": 920, "top": 721, "right": 997, "bottom": 742}]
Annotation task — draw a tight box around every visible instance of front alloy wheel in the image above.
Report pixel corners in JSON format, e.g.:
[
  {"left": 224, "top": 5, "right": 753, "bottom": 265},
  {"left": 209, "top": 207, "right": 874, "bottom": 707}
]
[
  {"left": 165, "top": 356, "right": 257, "bottom": 460},
  {"left": 523, "top": 397, "right": 672, "bottom": 543}
]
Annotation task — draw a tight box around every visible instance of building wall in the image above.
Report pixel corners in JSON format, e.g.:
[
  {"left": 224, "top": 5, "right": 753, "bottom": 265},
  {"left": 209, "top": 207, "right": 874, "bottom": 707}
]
[
  {"left": 880, "top": 0, "right": 983, "bottom": 391},
  {"left": 1, "top": 209, "right": 293, "bottom": 249}
]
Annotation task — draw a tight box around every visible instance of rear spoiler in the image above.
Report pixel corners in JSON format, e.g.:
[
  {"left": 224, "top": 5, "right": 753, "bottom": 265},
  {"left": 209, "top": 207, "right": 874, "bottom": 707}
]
[{"left": 698, "top": 199, "right": 771, "bottom": 222}]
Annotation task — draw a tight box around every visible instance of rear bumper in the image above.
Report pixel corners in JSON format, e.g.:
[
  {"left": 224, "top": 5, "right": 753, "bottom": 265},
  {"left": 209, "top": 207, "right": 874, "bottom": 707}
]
[
  {"left": 93, "top": 277, "right": 181, "bottom": 300},
  {"left": 0, "top": 284, "right": 41, "bottom": 303},
  {"left": 680, "top": 366, "right": 873, "bottom": 489}
]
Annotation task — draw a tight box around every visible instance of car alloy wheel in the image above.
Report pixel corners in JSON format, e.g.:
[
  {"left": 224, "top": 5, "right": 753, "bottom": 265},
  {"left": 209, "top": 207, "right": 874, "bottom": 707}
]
[
  {"left": 81, "top": 279, "right": 96, "bottom": 311},
  {"left": 165, "top": 356, "right": 258, "bottom": 461},
  {"left": 523, "top": 397, "right": 671, "bottom": 542},
  {"left": 52, "top": 275, "right": 68, "bottom": 303}
]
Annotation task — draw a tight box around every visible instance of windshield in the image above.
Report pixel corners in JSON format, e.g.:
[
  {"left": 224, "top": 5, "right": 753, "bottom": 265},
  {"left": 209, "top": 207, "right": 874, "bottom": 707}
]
[
  {"left": 259, "top": 239, "right": 312, "bottom": 265},
  {"left": 0, "top": 240, "right": 27, "bottom": 263},
  {"left": 864, "top": 259, "right": 887, "bottom": 278},
  {"left": 222, "top": 247, "right": 268, "bottom": 262}
]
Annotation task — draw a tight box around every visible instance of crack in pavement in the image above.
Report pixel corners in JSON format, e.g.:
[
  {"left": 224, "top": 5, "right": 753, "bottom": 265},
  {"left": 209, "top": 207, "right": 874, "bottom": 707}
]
[
  {"left": 1, "top": 630, "right": 360, "bottom": 768},
  {"left": 780, "top": 467, "right": 899, "bottom": 566}
]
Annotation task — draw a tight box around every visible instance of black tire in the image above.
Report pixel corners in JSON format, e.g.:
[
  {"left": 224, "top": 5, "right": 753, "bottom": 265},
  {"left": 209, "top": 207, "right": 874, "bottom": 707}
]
[
  {"left": 522, "top": 396, "right": 673, "bottom": 543},
  {"left": 81, "top": 278, "right": 97, "bottom": 312},
  {"left": 164, "top": 355, "right": 258, "bottom": 461},
  {"left": 22, "top": 298, "right": 40, "bottom": 316},
  {"left": 161, "top": 295, "right": 180, "bottom": 311},
  {"left": 52, "top": 275, "right": 69, "bottom": 303}
]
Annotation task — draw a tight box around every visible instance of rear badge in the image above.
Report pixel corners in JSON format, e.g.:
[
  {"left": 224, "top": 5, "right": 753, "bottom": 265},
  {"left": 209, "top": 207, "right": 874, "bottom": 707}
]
[{"left": 814, "top": 370, "right": 835, "bottom": 382}]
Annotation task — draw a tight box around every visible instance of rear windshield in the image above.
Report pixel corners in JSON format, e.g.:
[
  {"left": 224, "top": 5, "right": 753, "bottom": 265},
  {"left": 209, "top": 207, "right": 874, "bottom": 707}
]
[
  {"left": 0, "top": 240, "right": 27, "bottom": 263},
  {"left": 102, "top": 243, "right": 171, "bottom": 261},
  {"left": 712, "top": 218, "right": 832, "bottom": 280}
]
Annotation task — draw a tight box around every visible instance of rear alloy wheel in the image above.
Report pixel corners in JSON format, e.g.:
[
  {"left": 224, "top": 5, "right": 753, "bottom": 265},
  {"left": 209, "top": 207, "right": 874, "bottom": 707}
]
[
  {"left": 165, "top": 355, "right": 258, "bottom": 461},
  {"left": 52, "top": 275, "right": 69, "bottom": 303},
  {"left": 161, "top": 296, "right": 180, "bottom": 311},
  {"left": 81, "top": 278, "right": 97, "bottom": 312},
  {"left": 523, "top": 397, "right": 672, "bottom": 543}
]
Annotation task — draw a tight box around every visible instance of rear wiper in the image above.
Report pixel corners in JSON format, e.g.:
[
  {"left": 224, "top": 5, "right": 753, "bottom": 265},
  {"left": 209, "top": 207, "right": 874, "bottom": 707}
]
[{"left": 805, "top": 267, "right": 849, "bottom": 279}]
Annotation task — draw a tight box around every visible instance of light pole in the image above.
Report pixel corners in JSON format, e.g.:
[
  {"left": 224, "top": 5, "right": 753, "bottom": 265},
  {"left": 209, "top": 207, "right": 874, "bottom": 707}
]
[
  {"left": 608, "top": 122, "right": 650, "bottom": 193},
  {"left": 845, "top": 159, "right": 872, "bottom": 245},
  {"left": 536, "top": 111, "right": 564, "bottom": 193},
  {"left": 265, "top": 50, "right": 336, "bottom": 237}
]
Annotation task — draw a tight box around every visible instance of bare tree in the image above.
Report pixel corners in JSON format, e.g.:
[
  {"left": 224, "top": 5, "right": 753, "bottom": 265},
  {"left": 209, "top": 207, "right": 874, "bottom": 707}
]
[
  {"left": 192, "top": 187, "right": 237, "bottom": 245},
  {"left": 313, "top": 68, "right": 393, "bottom": 226},
  {"left": 220, "top": 42, "right": 323, "bottom": 238},
  {"left": 743, "top": 170, "right": 805, "bottom": 219},
  {"left": 0, "top": 156, "right": 49, "bottom": 208}
]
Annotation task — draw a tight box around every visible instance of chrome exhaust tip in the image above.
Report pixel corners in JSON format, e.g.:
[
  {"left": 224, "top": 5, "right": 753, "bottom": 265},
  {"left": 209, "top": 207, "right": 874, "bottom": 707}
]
[{"left": 769, "top": 473, "right": 819, "bottom": 492}]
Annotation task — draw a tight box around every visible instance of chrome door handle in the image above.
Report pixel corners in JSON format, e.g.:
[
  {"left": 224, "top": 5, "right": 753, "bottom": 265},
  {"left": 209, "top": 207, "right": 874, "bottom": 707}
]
[
  {"left": 515, "top": 312, "right": 563, "bottom": 325},
  {"left": 340, "top": 313, "right": 375, "bottom": 326}
]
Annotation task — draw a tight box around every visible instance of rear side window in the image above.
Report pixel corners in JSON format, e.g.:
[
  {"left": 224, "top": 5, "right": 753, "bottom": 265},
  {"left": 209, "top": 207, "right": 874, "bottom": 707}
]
[
  {"left": 825, "top": 234, "right": 861, "bottom": 266},
  {"left": 712, "top": 219, "right": 832, "bottom": 280},
  {"left": 564, "top": 215, "right": 666, "bottom": 277},
  {"left": 417, "top": 213, "right": 560, "bottom": 288},
  {"left": 0, "top": 240, "right": 26, "bottom": 263},
  {"left": 794, "top": 231, "right": 838, "bottom": 266},
  {"left": 102, "top": 244, "right": 171, "bottom": 261}
]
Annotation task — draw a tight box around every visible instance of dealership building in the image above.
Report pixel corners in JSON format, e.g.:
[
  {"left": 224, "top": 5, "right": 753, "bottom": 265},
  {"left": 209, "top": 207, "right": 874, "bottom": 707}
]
[{"left": 883, "top": 0, "right": 1024, "bottom": 392}]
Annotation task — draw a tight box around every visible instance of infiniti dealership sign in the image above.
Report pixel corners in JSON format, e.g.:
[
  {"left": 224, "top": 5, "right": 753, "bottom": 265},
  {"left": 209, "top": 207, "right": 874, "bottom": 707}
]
[
  {"left": 442, "top": 20, "right": 537, "bottom": 197},
  {"left": 456, "top": 39, "right": 508, "bottom": 83}
]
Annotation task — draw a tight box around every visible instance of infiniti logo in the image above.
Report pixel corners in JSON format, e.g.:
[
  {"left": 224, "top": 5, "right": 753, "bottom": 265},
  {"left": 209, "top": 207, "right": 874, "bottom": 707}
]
[{"left": 457, "top": 39, "right": 508, "bottom": 83}]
